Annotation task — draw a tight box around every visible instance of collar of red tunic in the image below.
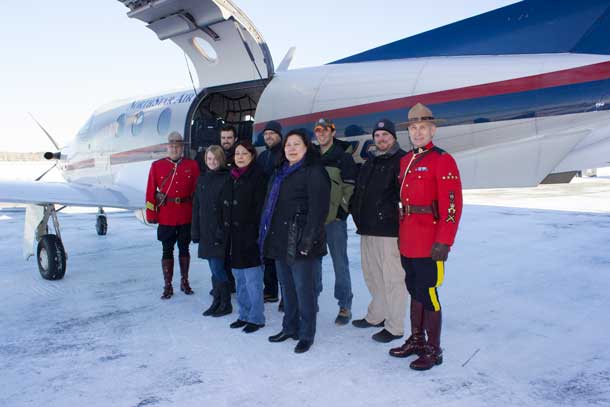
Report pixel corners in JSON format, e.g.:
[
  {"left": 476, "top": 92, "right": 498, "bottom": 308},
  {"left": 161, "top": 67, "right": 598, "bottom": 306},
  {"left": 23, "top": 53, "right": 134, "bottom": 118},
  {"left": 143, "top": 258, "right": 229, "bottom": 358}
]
[
  {"left": 230, "top": 164, "right": 251, "bottom": 179},
  {"left": 412, "top": 142, "right": 434, "bottom": 155}
]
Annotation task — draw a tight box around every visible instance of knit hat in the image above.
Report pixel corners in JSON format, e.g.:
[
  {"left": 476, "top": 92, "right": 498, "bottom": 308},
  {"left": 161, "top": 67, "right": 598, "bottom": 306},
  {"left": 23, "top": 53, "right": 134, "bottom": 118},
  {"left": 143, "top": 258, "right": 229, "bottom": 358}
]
[
  {"left": 372, "top": 118, "right": 396, "bottom": 139},
  {"left": 263, "top": 120, "right": 283, "bottom": 138}
]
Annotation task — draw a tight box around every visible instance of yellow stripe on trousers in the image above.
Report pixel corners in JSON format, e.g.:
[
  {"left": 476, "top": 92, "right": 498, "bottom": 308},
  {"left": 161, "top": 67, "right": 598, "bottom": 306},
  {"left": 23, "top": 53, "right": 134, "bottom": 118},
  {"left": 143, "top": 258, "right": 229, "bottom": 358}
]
[{"left": 428, "top": 261, "right": 445, "bottom": 311}]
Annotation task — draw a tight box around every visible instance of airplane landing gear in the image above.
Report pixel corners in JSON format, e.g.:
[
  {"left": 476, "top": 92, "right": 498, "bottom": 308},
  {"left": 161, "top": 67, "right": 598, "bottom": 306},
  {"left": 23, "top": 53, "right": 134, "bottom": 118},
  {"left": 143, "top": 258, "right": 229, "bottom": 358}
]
[
  {"left": 37, "top": 234, "right": 66, "bottom": 280},
  {"left": 96, "top": 208, "right": 107, "bottom": 236},
  {"left": 35, "top": 204, "right": 67, "bottom": 280}
]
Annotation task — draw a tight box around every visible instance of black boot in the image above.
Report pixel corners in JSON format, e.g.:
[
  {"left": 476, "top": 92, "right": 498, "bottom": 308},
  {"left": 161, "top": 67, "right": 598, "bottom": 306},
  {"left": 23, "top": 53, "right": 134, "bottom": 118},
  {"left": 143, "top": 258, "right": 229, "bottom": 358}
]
[
  {"left": 202, "top": 282, "right": 221, "bottom": 316},
  {"left": 390, "top": 299, "right": 426, "bottom": 358},
  {"left": 410, "top": 309, "right": 443, "bottom": 370},
  {"left": 161, "top": 258, "right": 174, "bottom": 300},
  {"left": 212, "top": 281, "right": 233, "bottom": 317},
  {"left": 179, "top": 256, "right": 194, "bottom": 295}
]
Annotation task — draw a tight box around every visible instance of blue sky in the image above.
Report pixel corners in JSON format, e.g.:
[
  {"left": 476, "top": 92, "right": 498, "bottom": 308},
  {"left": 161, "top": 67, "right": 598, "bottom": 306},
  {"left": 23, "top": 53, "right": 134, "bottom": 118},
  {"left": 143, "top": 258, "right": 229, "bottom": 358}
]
[{"left": 0, "top": 0, "right": 516, "bottom": 151}]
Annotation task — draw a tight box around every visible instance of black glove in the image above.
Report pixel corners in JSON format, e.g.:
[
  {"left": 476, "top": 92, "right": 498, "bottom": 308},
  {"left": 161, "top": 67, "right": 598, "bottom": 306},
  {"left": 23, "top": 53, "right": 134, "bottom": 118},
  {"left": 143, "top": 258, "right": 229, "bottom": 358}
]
[
  {"left": 148, "top": 219, "right": 158, "bottom": 225},
  {"left": 430, "top": 242, "right": 450, "bottom": 262}
]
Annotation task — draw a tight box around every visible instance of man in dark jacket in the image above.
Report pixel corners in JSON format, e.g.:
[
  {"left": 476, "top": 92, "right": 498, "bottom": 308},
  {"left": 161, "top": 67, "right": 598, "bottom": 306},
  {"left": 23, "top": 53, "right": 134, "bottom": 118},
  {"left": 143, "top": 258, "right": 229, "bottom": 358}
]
[
  {"left": 256, "top": 120, "right": 284, "bottom": 303},
  {"left": 350, "top": 119, "right": 408, "bottom": 343},
  {"left": 314, "top": 118, "right": 358, "bottom": 325}
]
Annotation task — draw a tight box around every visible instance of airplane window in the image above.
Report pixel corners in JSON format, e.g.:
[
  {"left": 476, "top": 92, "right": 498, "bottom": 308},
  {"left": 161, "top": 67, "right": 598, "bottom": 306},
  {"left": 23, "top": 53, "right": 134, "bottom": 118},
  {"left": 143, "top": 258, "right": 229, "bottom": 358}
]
[
  {"left": 77, "top": 117, "right": 93, "bottom": 137},
  {"left": 192, "top": 37, "right": 218, "bottom": 63},
  {"left": 157, "top": 108, "right": 171, "bottom": 136},
  {"left": 115, "top": 114, "right": 126, "bottom": 137},
  {"left": 132, "top": 111, "right": 144, "bottom": 136}
]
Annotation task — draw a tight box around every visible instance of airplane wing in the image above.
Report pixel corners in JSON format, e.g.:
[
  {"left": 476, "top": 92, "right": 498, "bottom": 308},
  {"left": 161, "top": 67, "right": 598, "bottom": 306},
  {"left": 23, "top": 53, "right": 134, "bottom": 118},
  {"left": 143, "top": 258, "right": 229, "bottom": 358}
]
[{"left": 0, "top": 180, "right": 143, "bottom": 209}]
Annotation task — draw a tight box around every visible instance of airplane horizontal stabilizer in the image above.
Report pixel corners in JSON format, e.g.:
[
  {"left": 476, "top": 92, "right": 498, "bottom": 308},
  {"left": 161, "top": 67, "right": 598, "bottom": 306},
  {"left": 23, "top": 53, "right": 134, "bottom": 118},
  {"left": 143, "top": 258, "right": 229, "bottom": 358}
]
[{"left": 331, "top": 0, "right": 610, "bottom": 64}]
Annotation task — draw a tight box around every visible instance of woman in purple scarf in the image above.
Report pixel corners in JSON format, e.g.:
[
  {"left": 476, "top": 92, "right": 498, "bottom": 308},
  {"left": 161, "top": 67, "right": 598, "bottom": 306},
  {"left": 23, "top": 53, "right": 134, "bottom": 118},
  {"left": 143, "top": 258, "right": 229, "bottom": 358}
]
[{"left": 259, "top": 130, "right": 331, "bottom": 353}]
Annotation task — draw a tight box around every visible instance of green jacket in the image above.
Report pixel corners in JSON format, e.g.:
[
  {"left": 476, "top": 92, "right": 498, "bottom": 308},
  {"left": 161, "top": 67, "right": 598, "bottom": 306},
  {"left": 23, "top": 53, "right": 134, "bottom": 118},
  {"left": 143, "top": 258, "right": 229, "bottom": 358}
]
[{"left": 319, "top": 141, "right": 359, "bottom": 224}]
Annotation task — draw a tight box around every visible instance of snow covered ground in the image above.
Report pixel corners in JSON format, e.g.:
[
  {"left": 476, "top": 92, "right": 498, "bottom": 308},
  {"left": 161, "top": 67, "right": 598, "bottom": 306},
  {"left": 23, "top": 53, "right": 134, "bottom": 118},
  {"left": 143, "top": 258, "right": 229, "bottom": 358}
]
[{"left": 1, "top": 179, "right": 610, "bottom": 407}]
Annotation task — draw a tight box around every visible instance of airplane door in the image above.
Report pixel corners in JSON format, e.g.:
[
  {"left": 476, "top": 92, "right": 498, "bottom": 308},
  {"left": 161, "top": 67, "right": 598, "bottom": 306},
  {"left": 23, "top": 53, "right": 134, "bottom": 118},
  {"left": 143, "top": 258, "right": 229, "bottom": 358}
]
[{"left": 119, "top": 0, "right": 274, "bottom": 89}]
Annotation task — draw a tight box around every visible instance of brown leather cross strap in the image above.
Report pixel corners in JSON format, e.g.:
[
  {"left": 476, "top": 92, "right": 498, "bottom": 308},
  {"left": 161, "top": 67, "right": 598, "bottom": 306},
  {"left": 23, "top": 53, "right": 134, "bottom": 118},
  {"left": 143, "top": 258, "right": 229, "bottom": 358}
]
[{"left": 166, "top": 196, "right": 192, "bottom": 204}]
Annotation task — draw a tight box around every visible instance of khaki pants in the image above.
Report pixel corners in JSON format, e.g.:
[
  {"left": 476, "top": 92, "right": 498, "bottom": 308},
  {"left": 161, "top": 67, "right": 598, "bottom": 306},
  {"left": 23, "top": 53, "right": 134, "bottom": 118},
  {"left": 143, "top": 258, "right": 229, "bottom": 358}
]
[{"left": 360, "top": 235, "right": 407, "bottom": 336}]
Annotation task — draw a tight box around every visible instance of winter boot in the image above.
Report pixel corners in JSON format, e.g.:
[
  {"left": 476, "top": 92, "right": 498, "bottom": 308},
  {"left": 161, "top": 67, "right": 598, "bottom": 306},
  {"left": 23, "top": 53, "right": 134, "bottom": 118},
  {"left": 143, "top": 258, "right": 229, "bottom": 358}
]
[
  {"left": 212, "top": 281, "right": 233, "bottom": 317},
  {"left": 179, "top": 256, "right": 194, "bottom": 295},
  {"left": 161, "top": 258, "right": 174, "bottom": 300},
  {"left": 410, "top": 309, "right": 443, "bottom": 370},
  {"left": 202, "top": 282, "right": 221, "bottom": 316},
  {"left": 390, "top": 299, "right": 426, "bottom": 358}
]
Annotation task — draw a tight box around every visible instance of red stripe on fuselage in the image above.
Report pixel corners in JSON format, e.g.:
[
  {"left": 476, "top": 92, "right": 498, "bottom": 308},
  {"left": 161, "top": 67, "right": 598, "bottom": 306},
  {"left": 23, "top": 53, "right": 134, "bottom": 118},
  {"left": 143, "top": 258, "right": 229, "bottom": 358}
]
[{"left": 255, "top": 60, "right": 610, "bottom": 131}]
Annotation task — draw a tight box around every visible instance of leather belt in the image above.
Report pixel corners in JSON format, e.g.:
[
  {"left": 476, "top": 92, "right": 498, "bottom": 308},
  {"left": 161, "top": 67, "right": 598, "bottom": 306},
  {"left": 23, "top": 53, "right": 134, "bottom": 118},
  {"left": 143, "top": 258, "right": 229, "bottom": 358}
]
[
  {"left": 167, "top": 196, "right": 192, "bottom": 204},
  {"left": 405, "top": 204, "right": 434, "bottom": 215}
]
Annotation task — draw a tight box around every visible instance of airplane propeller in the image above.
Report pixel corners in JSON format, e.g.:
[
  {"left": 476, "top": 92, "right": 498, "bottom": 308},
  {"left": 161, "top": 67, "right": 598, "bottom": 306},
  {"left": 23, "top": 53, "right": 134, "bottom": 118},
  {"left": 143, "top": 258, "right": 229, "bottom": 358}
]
[{"left": 28, "top": 113, "right": 62, "bottom": 181}]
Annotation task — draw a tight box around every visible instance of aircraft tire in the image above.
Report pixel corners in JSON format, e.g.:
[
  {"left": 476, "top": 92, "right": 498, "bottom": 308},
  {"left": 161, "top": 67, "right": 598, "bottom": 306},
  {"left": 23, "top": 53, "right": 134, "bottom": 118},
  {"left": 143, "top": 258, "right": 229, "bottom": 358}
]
[
  {"left": 37, "top": 234, "right": 67, "bottom": 280},
  {"left": 96, "top": 215, "right": 107, "bottom": 236}
]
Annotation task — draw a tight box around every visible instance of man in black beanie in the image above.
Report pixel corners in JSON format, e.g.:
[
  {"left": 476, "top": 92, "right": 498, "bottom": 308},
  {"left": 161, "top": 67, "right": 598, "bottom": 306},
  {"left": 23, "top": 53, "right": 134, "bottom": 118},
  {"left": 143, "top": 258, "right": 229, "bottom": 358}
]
[{"left": 256, "top": 120, "right": 284, "bottom": 303}]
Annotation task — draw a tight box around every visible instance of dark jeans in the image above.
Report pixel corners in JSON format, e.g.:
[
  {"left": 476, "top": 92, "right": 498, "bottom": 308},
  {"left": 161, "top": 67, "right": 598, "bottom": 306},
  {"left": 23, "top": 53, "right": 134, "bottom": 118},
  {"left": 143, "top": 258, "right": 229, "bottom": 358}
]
[
  {"left": 275, "top": 257, "right": 321, "bottom": 342},
  {"left": 263, "top": 257, "right": 279, "bottom": 297},
  {"left": 324, "top": 219, "right": 353, "bottom": 310},
  {"left": 208, "top": 257, "right": 227, "bottom": 283},
  {"left": 158, "top": 224, "right": 191, "bottom": 259}
]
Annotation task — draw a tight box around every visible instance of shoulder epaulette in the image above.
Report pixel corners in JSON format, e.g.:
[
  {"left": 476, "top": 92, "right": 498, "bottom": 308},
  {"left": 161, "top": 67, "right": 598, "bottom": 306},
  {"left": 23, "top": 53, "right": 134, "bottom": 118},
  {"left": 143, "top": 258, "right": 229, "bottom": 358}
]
[{"left": 431, "top": 146, "right": 446, "bottom": 155}]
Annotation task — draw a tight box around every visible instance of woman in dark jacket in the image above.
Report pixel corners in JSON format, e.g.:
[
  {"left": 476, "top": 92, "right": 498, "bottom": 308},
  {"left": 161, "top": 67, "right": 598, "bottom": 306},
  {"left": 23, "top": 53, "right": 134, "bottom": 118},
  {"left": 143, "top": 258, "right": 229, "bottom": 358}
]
[
  {"left": 220, "top": 140, "right": 268, "bottom": 333},
  {"left": 260, "top": 129, "right": 331, "bottom": 354},
  {"left": 192, "top": 145, "right": 232, "bottom": 317}
]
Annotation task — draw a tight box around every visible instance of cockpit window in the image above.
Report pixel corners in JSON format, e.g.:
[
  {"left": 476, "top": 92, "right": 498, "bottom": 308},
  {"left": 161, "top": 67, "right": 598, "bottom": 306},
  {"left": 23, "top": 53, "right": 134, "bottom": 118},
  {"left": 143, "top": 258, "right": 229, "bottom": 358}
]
[{"left": 77, "top": 117, "right": 93, "bottom": 138}]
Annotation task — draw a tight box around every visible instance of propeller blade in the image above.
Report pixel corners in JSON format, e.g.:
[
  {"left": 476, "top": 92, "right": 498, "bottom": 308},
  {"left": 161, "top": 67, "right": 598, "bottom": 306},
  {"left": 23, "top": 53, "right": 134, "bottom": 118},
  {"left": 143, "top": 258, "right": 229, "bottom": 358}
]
[
  {"left": 35, "top": 162, "right": 57, "bottom": 181},
  {"left": 28, "top": 112, "right": 60, "bottom": 150}
]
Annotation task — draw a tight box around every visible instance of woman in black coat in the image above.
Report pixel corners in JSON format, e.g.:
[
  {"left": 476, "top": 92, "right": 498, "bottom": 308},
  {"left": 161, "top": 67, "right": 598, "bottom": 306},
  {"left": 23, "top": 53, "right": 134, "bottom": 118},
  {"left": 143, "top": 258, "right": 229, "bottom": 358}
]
[
  {"left": 220, "top": 140, "right": 268, "bottom": 334},
  {"left": 259, "top": 129, "right": 331, "bottom": 353},
  {"left": 192, "top": 145, "right": 232, "bottom": 317}
]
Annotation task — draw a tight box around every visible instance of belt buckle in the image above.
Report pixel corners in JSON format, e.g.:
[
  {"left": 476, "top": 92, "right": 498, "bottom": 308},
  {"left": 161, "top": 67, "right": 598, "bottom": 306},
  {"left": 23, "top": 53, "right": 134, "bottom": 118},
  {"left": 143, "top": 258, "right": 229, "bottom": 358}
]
[
  {"left": 175, "top": 197, "right": 182, "bottom": 204},
  {"left": 406, "top": 205, "right": 411, "bottom": 215}
]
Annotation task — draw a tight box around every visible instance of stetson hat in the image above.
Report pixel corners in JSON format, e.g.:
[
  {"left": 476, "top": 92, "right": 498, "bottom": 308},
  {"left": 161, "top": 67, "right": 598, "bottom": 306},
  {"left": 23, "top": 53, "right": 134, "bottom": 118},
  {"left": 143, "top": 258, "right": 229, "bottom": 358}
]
[
  {"left": 167, "top": 131, "right": 185, "bottom": 144},
  {"left": 398, "top": 103, "right": 444, "bottom": 128}
]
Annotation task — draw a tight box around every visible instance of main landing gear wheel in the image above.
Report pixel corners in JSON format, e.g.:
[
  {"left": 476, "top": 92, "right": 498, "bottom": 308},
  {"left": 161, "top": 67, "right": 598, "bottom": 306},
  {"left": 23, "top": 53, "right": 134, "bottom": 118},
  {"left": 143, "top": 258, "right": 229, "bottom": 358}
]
[
  {"left": 96, "top": 215, "right": 107, "bottom": 235},
  {"left": 37, "top": 234, "right": 67, "bottom": 280}
]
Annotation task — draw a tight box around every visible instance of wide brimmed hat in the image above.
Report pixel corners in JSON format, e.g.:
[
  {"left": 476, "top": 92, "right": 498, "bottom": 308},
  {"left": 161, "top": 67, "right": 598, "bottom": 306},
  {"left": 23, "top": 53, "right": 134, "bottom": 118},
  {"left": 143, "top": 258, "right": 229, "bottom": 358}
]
[{"left": 398, "top": 103, "right": 445, "bottom": 128}]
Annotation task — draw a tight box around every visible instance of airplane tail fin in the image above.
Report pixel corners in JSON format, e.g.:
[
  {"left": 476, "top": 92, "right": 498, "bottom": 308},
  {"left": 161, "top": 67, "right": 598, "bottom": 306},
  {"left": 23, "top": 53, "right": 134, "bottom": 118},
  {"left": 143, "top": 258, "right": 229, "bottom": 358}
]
[{"left": 331, "top": 0, "right": 610, "bottom": 64}]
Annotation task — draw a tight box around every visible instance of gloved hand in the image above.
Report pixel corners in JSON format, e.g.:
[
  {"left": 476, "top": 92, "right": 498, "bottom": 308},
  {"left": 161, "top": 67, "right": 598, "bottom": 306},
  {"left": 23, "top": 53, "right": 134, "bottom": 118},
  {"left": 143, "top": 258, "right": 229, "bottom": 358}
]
[
  {"left": 192, "top": 239, "right": 200, "bottom": 244},
  {"left": 430, "top": 242, "right": 450, "bottom": 261},
  {"left": 148, "top": 219, "right": 158, "bottom": 225}
]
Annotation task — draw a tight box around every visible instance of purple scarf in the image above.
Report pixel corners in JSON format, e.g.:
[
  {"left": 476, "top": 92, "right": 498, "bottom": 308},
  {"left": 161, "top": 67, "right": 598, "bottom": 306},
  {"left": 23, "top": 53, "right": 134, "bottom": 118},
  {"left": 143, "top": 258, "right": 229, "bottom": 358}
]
[{"left": 258, "top": 159, "right": 304, "bottom": 257}]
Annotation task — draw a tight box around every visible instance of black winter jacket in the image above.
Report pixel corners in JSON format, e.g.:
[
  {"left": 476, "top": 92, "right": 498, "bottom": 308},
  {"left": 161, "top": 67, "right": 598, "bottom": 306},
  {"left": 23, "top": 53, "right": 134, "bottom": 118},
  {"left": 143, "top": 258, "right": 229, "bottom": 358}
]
[
  {"left": 351, "top": 145, "right": 406, "bottom": 237},
  {"left": 256, "top": 143, "right": 282, "bottom": 176},
  {"left": 191, "top": 168, "right": 230, "bottom": 259},
  {"left": 219, "top": 164, "right": 268, "bottom": 269},
  {"left": 262, "top": 154, "right": 331, "bottom": 261}
]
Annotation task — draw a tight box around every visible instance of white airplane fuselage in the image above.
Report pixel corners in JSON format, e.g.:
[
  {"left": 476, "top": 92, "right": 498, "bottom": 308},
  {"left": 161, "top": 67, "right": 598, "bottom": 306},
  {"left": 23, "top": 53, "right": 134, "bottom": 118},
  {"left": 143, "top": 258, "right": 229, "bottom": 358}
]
[{"left": 58, "top": 53, "right": 610, "bottom": 206}]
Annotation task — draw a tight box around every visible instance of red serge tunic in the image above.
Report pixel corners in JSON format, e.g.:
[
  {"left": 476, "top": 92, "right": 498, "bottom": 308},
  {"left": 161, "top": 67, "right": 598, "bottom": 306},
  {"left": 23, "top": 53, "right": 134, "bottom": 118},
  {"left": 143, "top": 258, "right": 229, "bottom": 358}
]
[
  {"left": 145, "top": 157, "right": 200, "bottom": 225},
  {"left": 398, "top": 142, "right": 463, "bottom": 258}
]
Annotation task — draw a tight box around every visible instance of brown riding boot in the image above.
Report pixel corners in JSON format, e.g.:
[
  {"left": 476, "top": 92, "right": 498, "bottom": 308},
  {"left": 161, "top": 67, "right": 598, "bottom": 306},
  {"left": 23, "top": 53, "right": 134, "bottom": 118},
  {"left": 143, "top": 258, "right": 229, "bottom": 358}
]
[
  {"left": 389, "top": 299, "right": 426, "bottom": 358},
  {"left": 410, "top": 309, "right": 443, "bottom": 370},
  {"left": 161, "top": 258, "right": 174, "bottom": 300},
  {"left": 179, "top": 256, "right": 194, "bottom": 295}
]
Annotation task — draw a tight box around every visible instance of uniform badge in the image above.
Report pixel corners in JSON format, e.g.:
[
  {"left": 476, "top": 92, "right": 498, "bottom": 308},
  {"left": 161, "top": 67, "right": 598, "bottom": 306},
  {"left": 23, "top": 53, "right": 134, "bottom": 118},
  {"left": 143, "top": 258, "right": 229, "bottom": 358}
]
[
  {"left": 446, "top": 191, "right": 457, "bottom": 223},
  {"left": 415, "top": 166, "right": 428, "bottom": 172}
]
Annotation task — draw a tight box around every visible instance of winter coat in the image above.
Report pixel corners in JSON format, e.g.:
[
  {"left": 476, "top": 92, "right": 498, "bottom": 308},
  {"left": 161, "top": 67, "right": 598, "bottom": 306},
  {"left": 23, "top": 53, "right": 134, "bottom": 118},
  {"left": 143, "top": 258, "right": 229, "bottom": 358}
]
[
  {"left": 262, "top": 153, "right": 331, "bottom": 261},
  {"left": 256, "top": 143, "right": 283, "bottom": 176},
  {"left": 191, "top": 168, "right": 230, "bottom": 259},
  {"left": 318, "top": 142, "right": 358, "bottom": 223},
  {"left": 351, "top": 143, "right": 406, "bottom": 237},
  {"left": 219, "top": 163, "right": 268, "bottom": 269}
]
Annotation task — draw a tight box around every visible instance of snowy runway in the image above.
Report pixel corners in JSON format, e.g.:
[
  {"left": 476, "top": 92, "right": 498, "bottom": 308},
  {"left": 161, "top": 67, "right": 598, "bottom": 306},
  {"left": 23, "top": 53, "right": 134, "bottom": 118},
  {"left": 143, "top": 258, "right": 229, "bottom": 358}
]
[{"left": 1, "top": 180, "right": 610, "bottom": 407}]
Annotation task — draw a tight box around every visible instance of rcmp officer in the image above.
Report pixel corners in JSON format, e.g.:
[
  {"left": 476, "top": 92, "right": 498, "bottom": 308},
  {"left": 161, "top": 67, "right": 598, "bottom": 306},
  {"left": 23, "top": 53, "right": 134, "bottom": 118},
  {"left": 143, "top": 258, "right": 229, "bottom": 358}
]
[
  {"left": 146, "top": 131, "right": 200, "bottom": 299},
  {"left": 390, "top": 103, "right": 463, "bottom": 370}
]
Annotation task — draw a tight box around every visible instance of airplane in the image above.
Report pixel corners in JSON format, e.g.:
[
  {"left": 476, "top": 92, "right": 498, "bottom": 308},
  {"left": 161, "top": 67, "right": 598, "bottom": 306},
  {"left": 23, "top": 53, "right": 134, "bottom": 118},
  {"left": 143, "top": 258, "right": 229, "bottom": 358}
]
[{"left": 1, "top": 0, "right": 610, "bottom": 281}]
